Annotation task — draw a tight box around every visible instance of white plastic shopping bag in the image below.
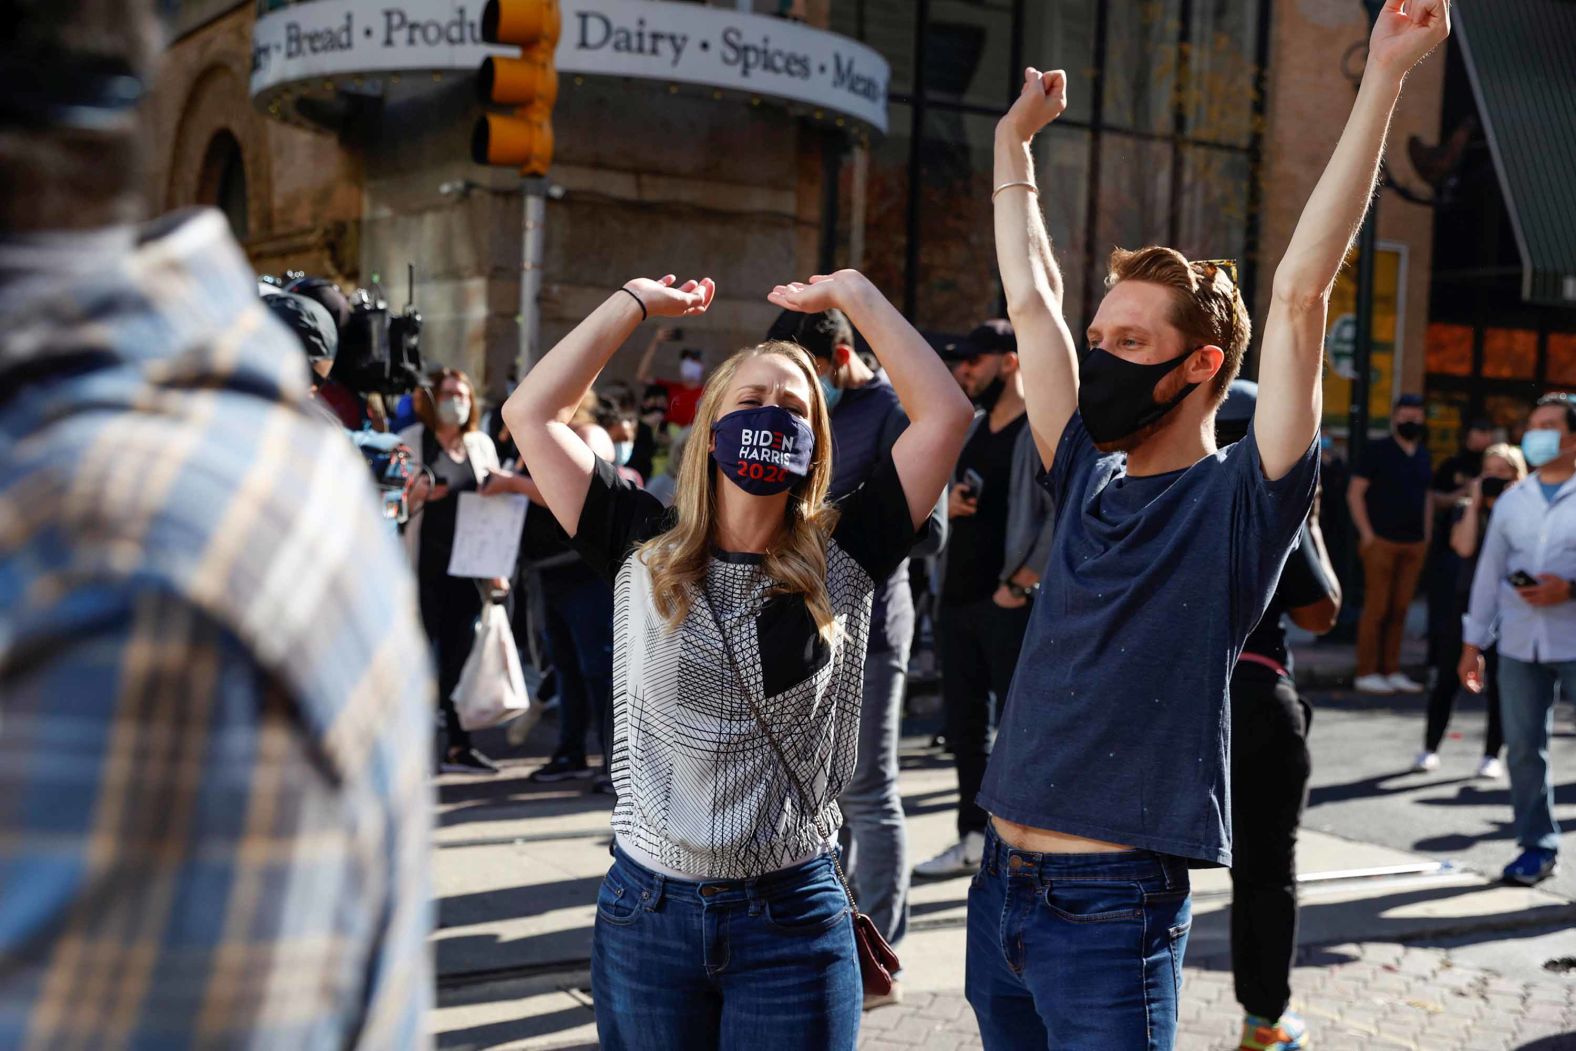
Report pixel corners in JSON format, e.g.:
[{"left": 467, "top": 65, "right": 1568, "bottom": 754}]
[{"left": 451, "top": 601, "right": 532, "bottom": 730}]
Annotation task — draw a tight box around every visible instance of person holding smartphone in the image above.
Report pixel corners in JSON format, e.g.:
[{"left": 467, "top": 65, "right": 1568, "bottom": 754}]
[
  {"left": 1460, "top": 394, "right": 1576, "bottom": 887},
  {"left": 914, "top": 320, "right": 1056, "bottom": 880}
]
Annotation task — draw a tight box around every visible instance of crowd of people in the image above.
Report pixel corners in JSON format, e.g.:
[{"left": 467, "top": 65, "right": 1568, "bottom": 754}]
[{"left": 8, "top": 2, "right": 1574, "bottom": 1050}]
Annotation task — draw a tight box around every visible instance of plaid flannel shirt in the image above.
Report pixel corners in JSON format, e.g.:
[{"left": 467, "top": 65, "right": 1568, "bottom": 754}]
[{"left": 0, "top": 210, "right": 435, "bottom": 1049}]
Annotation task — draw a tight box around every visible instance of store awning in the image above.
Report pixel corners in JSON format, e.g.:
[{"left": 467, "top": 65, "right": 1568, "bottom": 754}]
[{"left": 1456, "top": 1, "right": 1576, "bottom": 306}]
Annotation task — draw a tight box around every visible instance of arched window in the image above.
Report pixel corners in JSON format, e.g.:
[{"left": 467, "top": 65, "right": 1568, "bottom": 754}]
[{"left": 198, "top": 130, "right": 249, "bottom": 242}]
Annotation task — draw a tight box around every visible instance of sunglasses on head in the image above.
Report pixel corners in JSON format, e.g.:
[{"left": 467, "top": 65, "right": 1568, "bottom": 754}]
[{"left": 1196, "top": 258, "right": 1239, "bottom": 287}]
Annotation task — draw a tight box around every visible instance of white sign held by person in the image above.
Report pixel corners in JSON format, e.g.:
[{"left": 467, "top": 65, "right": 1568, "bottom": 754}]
[
  {"left": 251, "top": 0, "right": 890, "bottom": 132},
  {"left": 448, "top": 492, "right": 528, "bottom": 580}
]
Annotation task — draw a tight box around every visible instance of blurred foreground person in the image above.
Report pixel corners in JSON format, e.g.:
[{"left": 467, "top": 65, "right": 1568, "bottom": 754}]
[{"left": 0, "top": 2, "right": 435, "bottom": 1046}]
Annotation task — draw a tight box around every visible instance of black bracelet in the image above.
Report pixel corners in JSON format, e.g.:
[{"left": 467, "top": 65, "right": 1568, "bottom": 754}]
[{"left": 618, "top": 286, "right": 647, "bottom": 321}]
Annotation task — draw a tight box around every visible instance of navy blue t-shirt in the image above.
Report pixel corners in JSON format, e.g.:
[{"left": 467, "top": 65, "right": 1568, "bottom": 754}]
[{"left": 975, "top": 412, "right": 1318, "bottom": 866}]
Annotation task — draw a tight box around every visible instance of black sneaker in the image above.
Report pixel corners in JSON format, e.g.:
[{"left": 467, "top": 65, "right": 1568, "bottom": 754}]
[
  {"left": 440, "top": 748, "right": 499, "bottom": 775},
  {"left": 528, "top": 756, "right": 594, "bottom": 783},
  {"left": 589, "top": 774, "right": 616, "bottom": 796}
]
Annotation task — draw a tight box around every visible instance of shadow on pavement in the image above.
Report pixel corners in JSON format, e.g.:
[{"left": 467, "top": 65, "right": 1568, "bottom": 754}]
[
  {"left": 1186, "top": 880, "right": 1576, "bottom": 973},
  {"left": 440, "top": 875, "right": 604, "bottom": 930},
  {"left": 437, "top": 1004, "right": 595, "bottom": 1051},
  {"left": 1307, "top": 771, "right": 1476, "bottom": 807}
]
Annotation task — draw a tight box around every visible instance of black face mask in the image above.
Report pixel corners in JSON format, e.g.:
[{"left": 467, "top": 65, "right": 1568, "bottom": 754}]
[
  {"left": 976, "top": 375, "right": 1006, "bottom": 412},
  {"left": 1077, "top": 347, "right": 1199, "bottom": 445},
  {"left": 1480, "top": 476, "right": 1509, "bottom": 501},
  {"left": 1395, "top": 421, "right": 1424, "bottom": 442}
]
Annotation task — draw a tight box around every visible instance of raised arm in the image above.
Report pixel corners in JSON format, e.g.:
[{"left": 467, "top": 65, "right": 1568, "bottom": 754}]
[
  {"left": 993, "top": 68, "right": 1081, "bottom": 469},
  {"left": 1257, "top": 0, "right": 1449, "bottom": 480},
  {"left": 768, "top": 271, "right": 974, "bottom": 529},
  {"left": 502, "top": 275, "right": 714, "bottom": 536}
]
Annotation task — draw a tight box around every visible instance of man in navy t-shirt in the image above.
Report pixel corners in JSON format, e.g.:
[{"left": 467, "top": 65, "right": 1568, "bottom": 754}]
[{"left": 969, "top": 5, "right": 1451, "bottom": 1047}]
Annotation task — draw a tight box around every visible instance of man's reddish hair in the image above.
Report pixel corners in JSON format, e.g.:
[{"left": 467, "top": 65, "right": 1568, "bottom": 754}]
[{"left": 1106, "top": 247, "right": 1251, "bottom": 403}]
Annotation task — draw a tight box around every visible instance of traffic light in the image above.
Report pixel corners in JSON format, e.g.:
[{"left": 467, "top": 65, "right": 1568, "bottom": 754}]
[{"left": 472, "top": 0, "right": 560, "bottom": 175}]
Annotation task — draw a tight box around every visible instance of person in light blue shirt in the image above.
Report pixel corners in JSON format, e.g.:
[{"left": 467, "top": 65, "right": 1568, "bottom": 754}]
[{"left": 1460, "top": 393, "right": 1576, "bottom": 887}]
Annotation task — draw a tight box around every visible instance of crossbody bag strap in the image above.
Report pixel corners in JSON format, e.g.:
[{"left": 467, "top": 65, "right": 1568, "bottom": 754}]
[{"left": 693, "top": 584, "right": 860, "bottom": 911}]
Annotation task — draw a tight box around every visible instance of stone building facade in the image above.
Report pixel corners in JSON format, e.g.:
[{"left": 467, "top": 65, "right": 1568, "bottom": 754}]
[{"left": 147, "top": 0, "right": 1456, "bottom": 414}]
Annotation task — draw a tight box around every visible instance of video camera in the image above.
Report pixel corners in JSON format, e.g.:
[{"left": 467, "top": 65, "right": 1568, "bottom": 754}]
[{"left": 284, "top": 264, "right": 425, "bottom": 398}]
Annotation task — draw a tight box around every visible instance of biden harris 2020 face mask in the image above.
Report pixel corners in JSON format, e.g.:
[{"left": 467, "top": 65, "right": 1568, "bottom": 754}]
[
  {"left": 711, "top": 406, "right": 815, "bottom": 496},
  {"left": 1076, "top": 346, "right": 1199, "bottom": 445}
]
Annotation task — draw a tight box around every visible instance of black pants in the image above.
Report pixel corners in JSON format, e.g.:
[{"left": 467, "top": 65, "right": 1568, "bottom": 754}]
[
  {"left": 1229, "top": 665, "right": 1312, "bottom": 1021},
  {"left": 937, "top": 597, "right": 1033, "bottom": 839},
  {"left": 1426, "top": 643, "right": 1504, "bottom": 757},
  {"left": 542, "top": 563, "right": 614, "bottom": 766},
  {"left": 420, "top": 571, "right": 483, "bottom": 754}
]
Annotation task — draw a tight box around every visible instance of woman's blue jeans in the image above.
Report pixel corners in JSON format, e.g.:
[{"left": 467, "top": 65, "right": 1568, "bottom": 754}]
[{"left": 591, "top": 846, "right": 861, "bottom": 1051}]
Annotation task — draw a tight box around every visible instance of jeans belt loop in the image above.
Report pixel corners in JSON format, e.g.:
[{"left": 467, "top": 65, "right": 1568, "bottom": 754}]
[{"left": 644, "top": 873, "right": 665, "bottom": 910}]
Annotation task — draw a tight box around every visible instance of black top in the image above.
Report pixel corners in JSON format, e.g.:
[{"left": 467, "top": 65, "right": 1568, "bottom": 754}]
[
  {"left": 416, "top": 431, "right": 479, "bottom": 583},
  {"left": 567, "top": 452, "right": 930, "bottom": 877},
  {"left": 1433, "top": 449, "right": 1483, "bottom": 494},
  {"left": 1240, "top": 521, "right": 1333, "bottom": 673},
  {"left": 942, "top": 412, "right": 1028, "bottom": 605},
  {"left": 1354, "top": 435, "right": 1432, "bottom": 543}
]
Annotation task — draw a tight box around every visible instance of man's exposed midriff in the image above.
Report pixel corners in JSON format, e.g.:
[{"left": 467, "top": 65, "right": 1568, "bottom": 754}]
[{"left": 991, "top": 815, "right": 1134, "bottom": 853}]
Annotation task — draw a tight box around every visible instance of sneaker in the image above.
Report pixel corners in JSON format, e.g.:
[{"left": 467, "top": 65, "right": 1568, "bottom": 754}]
[
  {"left": 1354, "top": 673, "right": 1396, "bottom": 695},
  {"left": 1410, "top": 750, "right": 1440, "bottom": 773},
  {"left": 1387, "top": 672, "right": 1425, "bottom": 694},
  {"left": 913, "top": 831, "right": 985, "bottom": 880},
  {"left": 527, "top": 756, "right": 594, "bottom": 783},
  {"left": 863, "top": 978, "right": 904, "bottom": 1011},
  {"left": 1502, "top": 848, "right": 1559, "bottom": 886},
  {"left": 1475, "top": 755, "right": 1504, "bottom": 779},
  {"left": 589, "top": 774, "right": 616, "bottom": 796},
  {"left": 440, "top": 748, "right": 499, "bottom": 775},
  {"left": 1239, "top": 1010, "right": 1308, "bottom": 1050}
]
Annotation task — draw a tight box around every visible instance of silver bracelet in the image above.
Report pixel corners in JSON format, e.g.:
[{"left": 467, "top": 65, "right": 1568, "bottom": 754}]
[{"left": 992, "top": 180, "right": 1038, "bottom": 201}]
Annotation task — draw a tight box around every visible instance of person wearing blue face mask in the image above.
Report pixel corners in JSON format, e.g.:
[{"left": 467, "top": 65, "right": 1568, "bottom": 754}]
[
  {"left": 1460, "top": 393, "right": 1576, "bottom": 887},
  {"left": 504, "top": 269, "right": 972, "bottom": 1050}
]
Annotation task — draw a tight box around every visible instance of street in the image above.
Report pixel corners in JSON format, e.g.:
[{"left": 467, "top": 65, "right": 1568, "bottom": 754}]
[{"left": 428, "top": 645, "right": 1576, "bottom": 1051}]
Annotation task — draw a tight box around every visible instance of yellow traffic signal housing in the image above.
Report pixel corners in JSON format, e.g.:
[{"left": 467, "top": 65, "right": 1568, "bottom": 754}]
[
  {"left": 473, "top": 0, "right": 560, "bottom": 176},
  {"left": 472, "top": 112, "right": 554, "bottom": 174}
]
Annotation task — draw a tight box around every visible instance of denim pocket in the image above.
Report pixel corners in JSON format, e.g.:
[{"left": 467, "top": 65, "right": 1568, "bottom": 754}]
[
  {"left": 762, "top": 879, "right": 850, "bottom": 935},
  {"left": 597, "top": 874, "right": 643, "bottom": 927},
  {"left": 1041, "top": 880, "right": 1144, "bottom": 924}
]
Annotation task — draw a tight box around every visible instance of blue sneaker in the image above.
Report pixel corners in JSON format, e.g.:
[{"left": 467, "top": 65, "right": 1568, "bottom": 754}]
[
  {"left": 1240, "top": 1010, "right": 1308, "bottom": 1050},
  {"left": 1502, "top": 848, "right": 1559, "bottom": 886}
]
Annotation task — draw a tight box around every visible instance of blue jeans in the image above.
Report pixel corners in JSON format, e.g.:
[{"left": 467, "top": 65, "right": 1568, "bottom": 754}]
[
  {"left": 591, "top": 847, "right": 861, "bottom": 1051},
  {"left": 541, "top": 563, "right": 613, "bottom": 766},
  {"left": 1497, "top": 655, "right": 1575, "bottom": 852},
  {"left": 837, "top": 644, "right": 911, "bottom": 946},
  {"left": 966, "top": 824, "right": 1192, "bottom": 1050}
]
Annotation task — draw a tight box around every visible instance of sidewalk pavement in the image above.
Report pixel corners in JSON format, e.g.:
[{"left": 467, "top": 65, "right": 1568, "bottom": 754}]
[{"left": 429, "top": 705, "right": 1576, "bottom": 1050}]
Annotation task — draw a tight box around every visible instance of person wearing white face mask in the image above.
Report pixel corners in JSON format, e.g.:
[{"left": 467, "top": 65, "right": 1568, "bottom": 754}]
[
  {"left": 401, "top": 367, "right": 508, "bottom": 775},
  {"left": 1460, "top": 394, "right": 1576, "bottom": 887},
  {"left": 636, "top": 326, "right": 709, "bottom": 430}
]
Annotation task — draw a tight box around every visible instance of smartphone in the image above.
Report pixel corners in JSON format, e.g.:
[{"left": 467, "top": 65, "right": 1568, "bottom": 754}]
[
  {"left": 962, "top": 468, "right": 985, "bottom": 500},
  {"left": 1507, "top": 569, "right": 1539, "bottom": 588}
]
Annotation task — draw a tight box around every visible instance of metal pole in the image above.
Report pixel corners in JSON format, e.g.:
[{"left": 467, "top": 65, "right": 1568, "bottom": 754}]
[
  {"left": 1350, "top": 210, "right": 1377, "bottom": 464},
  {"left": 519, "top": 176, "right": 547, "bottom": 378},
  {"left": 1348, "top": 0, "right": 1385, "bottom": 466}
]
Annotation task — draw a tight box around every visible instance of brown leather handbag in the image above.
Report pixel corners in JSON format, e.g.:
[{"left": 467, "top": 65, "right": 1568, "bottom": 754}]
[{"left": 697, "top": 588, "right": 902, "bottom": 995}]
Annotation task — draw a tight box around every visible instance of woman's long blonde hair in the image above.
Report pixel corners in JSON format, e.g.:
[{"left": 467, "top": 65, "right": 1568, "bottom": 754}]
[{"left": 639, "top": 340, "right": 842, "bottom": 641}]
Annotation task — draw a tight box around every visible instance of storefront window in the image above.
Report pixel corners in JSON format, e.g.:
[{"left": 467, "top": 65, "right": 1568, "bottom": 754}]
[
  {"left": 1425, "top": 322, "right": 1474, "bottom": 376},
  {"left": 832, "top": 0, "right": 1266, "bottom": 334},
  {"left": 1547, "top": 332, "right": 1576, "bottom": 388},
  {"left": 1481, "top": 328, "right": 1538, "bottom": 380},
  {"left": 1103, "top": 0, "right": 1182, "bottom": 136}
]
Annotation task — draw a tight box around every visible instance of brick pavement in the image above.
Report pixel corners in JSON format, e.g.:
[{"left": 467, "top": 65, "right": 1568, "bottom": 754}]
[{"left": 860, "top": 943, "right": 1576, "bottom": 1051}]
